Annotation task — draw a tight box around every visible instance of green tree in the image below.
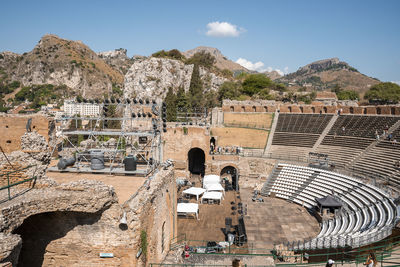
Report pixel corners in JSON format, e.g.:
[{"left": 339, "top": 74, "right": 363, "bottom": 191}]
[
  {"left": 364, "top": 82, "right": 400, "bottom": 103},
  {"left": 241, "top": 74, "right": 273, "bottom": 96},
  {"left": 164, "top": 87, "right": 177, "bottom": 121},
  {"left": 218, "top": 81, "right": 241, "bottom": 102},
  {"left": 337, "top": 90, "right": 359, "bottom": 100},
  {"left": 204, "top": 90, "right": 218, "bottom": 109},
  {"left": 188, "top": 64, "right": 203, "bottom": 109},
  {"left": 185, "top": 51, "right": 216, "bottom": 69},
  {"left": 175, "top": 86, "right": 189, "bottom": 111}
]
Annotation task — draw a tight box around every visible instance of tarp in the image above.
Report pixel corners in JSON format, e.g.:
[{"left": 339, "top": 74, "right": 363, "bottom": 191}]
[
  {"left": 182, "top": 187, "right": 206, "bottom": 201},
  {"left": 203, "top": 174, "right": 220, "bottom": 187},
  {"left": 177, "top": 203, "right": 199, "bottom": 219},
  {"left": 201, "top": 191, "right": 223, "bottom": 204},
  {"left": 204, "top": 183, "right": 225, "bottom": 195},
  {"left": 316, "top": 195, "right": 343, "bottom": 208}
]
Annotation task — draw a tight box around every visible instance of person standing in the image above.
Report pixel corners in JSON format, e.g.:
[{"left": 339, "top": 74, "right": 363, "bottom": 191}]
[
  {"left": 326, "top": 259, "right": 334, "bottom": 267},
  {"left": 363, "top": 253, "right": 377, "bottom": 267}
]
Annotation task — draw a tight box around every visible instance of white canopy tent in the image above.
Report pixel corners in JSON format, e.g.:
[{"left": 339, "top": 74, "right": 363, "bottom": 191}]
[
  {"left": 177, "top": 203, "right": 199, "bottom": 220},
  {"left": 182, "top": 187, "right": 206, "bottom": 201},
  {"left": 201, "top": 191, "right": 223, "bottom": 204},
  {"left": 203, "top": 174, "right": 221, "bottom": 188},
  {"left": 204, "top": 183, "right": 225, "bottom": 195}
]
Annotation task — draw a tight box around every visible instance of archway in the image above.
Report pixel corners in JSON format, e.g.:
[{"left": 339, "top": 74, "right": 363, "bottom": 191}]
[
  {"left": 323, "top": 107, "right": 328, "bottom": 113},
  {"left": 377, "top": 107, "right": 381, "bottom": 115},
  {"left": 349, "top": 107, "right": 354, "bottom": 114},
  {"left": 230, "top": 106, "right": 234, "bottom": 112},
  {"left": 188, "top": 148, "right": 205, "bottom": 176},
  {"left": 391, "top": 107, "right": 396, "bottom": 115},
  {"left": 13, "top": 211, "right": 102, "bottom": 267},
  {"left": 220, "top": 166, "right": 239, "bottom": 191},
  {"left": 311, "top": 107, "right": 315, "bottom": 113},
  {"left": 252, "top": 106, "right": 256, "bottom": 112},
  {"left": 241, "top": 106, "right": 245, "bottom": 112}
]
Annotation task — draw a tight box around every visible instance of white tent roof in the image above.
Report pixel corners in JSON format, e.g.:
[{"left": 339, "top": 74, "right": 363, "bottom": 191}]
[
  {"left": 205, "top": 183, "right": 224, "bottom": 192},
  {"left": 202, "top": 191, "right": 223, "bottom": 200},
  {"left": 177, "top": 203, "right": 199, "bottom": 214},
  {"left": 203, "top": 174, "right": 221, "bottom": 187},
  {"left": 183, "top": 187, "right": 206, "bottom": 196}
]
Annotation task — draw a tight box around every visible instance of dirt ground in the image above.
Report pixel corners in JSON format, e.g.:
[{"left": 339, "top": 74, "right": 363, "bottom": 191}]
[
  {"left": 223, "top": 113, "right": 273, "bottom": 129},
  {"left": 46, "top": 171, "right": 146, "bottom": 204}
]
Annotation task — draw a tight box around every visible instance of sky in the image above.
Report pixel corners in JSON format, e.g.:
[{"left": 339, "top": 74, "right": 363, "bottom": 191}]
[{"left": 1, "top": 0, "right": 399, "bottom": 83}]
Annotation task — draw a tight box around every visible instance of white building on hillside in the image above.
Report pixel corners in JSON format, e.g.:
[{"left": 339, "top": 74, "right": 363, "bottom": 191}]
[{"left": 63, "top": 100, "right": 101, "bottom": 117}]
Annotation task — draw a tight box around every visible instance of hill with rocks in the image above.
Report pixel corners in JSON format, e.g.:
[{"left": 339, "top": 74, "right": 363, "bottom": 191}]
[
  {"left": 277, "top": 58, "right": 380, "bottom": 94},
  {"left": 183, "top": 46, "right": 248, "bottom": 73},
  {"left": 0, "top": 34, "right": 124, "bottom": 98}
]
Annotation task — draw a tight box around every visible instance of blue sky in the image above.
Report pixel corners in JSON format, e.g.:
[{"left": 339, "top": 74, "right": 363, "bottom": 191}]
[{"left": 1, "top": 0, "right": 399, "bottom": 82}]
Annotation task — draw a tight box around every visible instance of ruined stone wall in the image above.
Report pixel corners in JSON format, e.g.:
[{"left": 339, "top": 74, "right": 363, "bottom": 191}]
[
  {"left": 0, "top": 167, "right": 177, "bottom": 267},
  {"left": 163, "top": 126, "right": 210, "bottom": 164},
  {"left": 0, "top": 114, "right": 50, "bottom": 153},
  {"left": 221, "top": 100, "right": 400, "bottom": 115},
  {"left": 125, "top": 168, "right": 177, "bottom": 265}
]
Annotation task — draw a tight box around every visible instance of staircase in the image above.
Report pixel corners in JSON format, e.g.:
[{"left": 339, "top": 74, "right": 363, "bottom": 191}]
[
  {"left": 260, "top": 163, "right": 281, "bottom": 196},
  {"left": 263, "top": 110, "right": 279, "bottom": 155},
  {"left": 312, "top": 114, "right": 338, "bottom": 152},
  {"left": 289, "top": 170, "right": 320, "bottom": 201}
]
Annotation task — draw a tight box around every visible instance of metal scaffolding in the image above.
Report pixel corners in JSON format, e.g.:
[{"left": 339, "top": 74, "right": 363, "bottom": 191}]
[{"left": 48, "top": 100, "right": 162, "bottom": 176}]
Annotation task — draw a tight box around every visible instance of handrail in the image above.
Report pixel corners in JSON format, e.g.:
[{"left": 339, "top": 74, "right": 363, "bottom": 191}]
[{"left": 0, "top": 164, "right": 37, "bottom": 200}]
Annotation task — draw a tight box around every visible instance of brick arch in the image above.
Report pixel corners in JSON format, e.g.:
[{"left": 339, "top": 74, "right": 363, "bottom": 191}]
[{"left": 218, "top": 163, "right": 240, "bottom": 175}]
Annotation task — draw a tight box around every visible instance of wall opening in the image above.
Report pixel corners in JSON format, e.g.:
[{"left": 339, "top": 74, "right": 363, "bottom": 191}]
[
  {"left": 323, "top": 107, "right": 328, "bottom": 113},
  {"left": 188, "top": 148, "right": 205, "bottom": 176},
  {"left": 13, "top": 211, "right": 102, "bottom": 267},
  {"left": 288, "top": 106, "right": 292, "bottom": 113},
  {"left": 363, "top": 108, "right": 367, "bottom": 114},
  {"left": 300, "top": 107, "right": 304, "bottom": 113},
  {"left": 377, "top": 107, "right": 381, "bottom": 115},
  {"left": 210, "top": 137, "right": 216, "bottom": 152},
  {"left": 391, "top": 107, "right": 396, "bottom": 115},
  {"left": 220, "top": 166, "right": 239, "bottom": 191},
  {"left": 252, "top": 106, "right": 256, "bottom": 112},
  {"left": 311, "top": 107, "right": 315, "bottom": 113},
  {"left": 241, "top": 106, "right": 245, "bottom": 112},
  {"left": 264, "top": 106, "right": 268, "bottom": 112},
  {"left": 6, "top": 140, "right": 11, "bottom": 144},
  {"left": 230, "top": 106, "right": 234, "bottom": 112},
  {"left": 349, "top": 107, "right": 354, "bottom": 114}
]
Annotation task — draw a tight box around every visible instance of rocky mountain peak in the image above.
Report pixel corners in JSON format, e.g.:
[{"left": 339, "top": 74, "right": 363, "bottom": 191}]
[
  {"left": 298, "top": 58, "right": 341, "bottom": 72},
  {"left": 183, "top": 46, "right": 248, "bottom": 72}
]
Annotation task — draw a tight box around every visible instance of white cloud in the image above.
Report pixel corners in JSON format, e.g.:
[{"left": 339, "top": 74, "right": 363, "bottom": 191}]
[
  {"left": 206, "top": 21, "right": 244, "bottom": 37},
  {"left": 236, "top": 57, "right": 289, "bottom": 76},
  {"left": 392, "top": 81, "right": 400, "bottom": 85}
]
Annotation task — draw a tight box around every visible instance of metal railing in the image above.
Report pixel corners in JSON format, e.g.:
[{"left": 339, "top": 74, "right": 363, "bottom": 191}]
[{"left": 0, "top": 165, "right": 38, "bottom": 201}]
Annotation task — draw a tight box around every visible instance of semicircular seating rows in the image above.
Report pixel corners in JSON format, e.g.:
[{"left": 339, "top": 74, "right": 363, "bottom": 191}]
[{"left": 261, "top": 163, "right": 398, "bottom": 250}]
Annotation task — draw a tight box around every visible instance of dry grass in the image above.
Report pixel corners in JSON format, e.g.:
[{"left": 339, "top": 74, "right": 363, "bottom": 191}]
[
  {"left": 223, "top": 113, "right": 273, "bottom": 129},
  {"left": 211, "top": 127, "right": 269, "bottom": 148}
]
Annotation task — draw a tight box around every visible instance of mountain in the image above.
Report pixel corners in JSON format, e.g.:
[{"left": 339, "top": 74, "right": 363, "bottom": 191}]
[
  {"left": 0, "top": 34, "right": 124, "bottom": 98},
  {"left": 278, "top": 58, "right": 380, "bottom": 93},
  {"left": 124, "top": 57, "right": 227, "bottom": 100},
  {"left": 182, "top": 46, "right": 248, "bottom": 73},
  {"left": 98, "top": 48, "right": 134, "bottom": 74},
  {"left": 263, "top": 70, "right": 282, "bottom": 80}
]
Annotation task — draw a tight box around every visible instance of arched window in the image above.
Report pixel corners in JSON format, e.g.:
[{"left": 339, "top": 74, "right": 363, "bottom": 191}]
[
  {"left": 230, "top": 106, "right": 234, "bottom": 112},
  {"left": 363, "top": 108, "right": 367, "bottom": 114},
  {"left": 311, "top": 107, "right": 315, "bottom": 113},
  {"left": 288, "top": 106, "right": 292, "bottom": 113},
  {"left": 252, "top": 106, "right": 256, "bottom": 112},
  {"left": 391, "top": 107, "right": 396, "bottom": 115},
  {"left": 264, "top": 106, "right": 268, "bottom": 112},
  {"left": 349, "top": 107, "right": 354, "bottom": 114},
  {"left": 241, "top": 106, "right": 245, "bottom": 112},
  {"left": 323, "top": 107, "right": 328, "bottom": 113},
  {"left": 300, "top": 107, "right": 304, "bottom": 113},
  {"left": 377, "top": 107, "right": 381, "bottom": 115}
]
